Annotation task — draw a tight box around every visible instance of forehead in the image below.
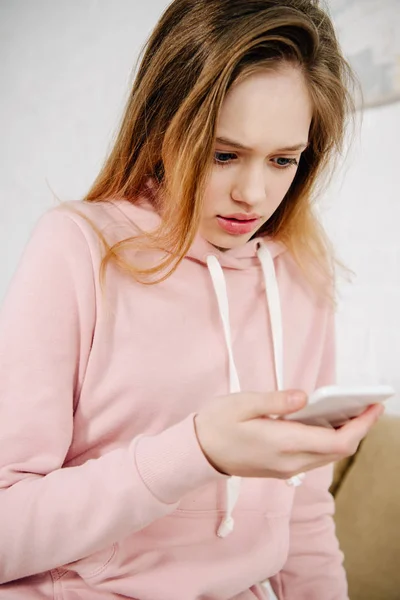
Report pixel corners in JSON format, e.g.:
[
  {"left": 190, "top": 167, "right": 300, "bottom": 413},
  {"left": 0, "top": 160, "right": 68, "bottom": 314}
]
[{"left": 217, "top": 66, "right": 313, "bottom": 151}]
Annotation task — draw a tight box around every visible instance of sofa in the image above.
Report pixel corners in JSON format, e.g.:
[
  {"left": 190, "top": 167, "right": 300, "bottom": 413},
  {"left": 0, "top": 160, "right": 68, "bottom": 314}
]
[{"left": 331, "top": 415, "right": 400, "bottom": 600}]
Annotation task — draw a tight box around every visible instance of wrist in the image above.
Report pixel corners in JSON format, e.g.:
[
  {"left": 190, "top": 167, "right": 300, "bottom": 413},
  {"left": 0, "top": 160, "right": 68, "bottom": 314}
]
[{"left": 194, "top": 413, "right": 229, "bottom": 476}]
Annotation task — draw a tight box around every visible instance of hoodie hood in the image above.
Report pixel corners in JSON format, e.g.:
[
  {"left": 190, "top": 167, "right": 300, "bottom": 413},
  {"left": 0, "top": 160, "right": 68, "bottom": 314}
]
[{"left": 110, "top": 197, "right": 287, "bottom": 271}]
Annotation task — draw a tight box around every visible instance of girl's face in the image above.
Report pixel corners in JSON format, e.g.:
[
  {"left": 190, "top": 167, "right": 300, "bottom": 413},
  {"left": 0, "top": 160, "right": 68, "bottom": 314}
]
[{"left": 199, "top": 65, "right": 313, "bottom": 250}]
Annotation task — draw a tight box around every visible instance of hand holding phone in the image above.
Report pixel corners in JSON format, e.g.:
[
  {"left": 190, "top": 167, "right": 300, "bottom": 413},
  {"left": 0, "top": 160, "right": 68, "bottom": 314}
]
[
  {"left": 283, "top": 384, "right": 395, "bottom": 428},
  {"left": 195, "top": 388, "right": 387, "bottom": 481}
]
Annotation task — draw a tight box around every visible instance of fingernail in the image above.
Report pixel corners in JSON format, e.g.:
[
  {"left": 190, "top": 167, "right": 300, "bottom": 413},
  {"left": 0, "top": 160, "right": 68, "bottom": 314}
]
[{"left": 288, "top": 392, "right": 306, "bottom": 406}]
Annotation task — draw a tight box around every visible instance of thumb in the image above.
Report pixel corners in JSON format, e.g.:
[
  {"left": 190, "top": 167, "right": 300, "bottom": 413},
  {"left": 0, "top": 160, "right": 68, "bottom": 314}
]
[{"left": 236, "top": 390, "right": 307, "bottom": 421}]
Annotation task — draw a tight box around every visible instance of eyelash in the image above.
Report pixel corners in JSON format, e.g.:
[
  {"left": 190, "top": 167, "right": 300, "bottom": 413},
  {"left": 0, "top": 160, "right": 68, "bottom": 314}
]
[{"left": 213, "top": 152, "right": 299, "bottom": 170}]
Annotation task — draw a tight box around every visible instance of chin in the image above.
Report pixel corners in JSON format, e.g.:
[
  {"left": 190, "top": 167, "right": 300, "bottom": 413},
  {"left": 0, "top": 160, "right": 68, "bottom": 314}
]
[{"left": 203, "top": 231, "right": 252, "bottom": 250}]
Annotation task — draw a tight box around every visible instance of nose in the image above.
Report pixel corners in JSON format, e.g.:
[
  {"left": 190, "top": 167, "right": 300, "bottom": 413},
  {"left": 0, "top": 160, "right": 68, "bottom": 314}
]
[{"left": 231, "top": 163, "right": 266, "bottom": 208}]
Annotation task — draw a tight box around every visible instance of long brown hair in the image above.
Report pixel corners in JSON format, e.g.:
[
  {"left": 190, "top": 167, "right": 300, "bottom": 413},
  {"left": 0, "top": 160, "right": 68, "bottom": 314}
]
[{"left": 85, "top": 0, "right": 356, "bottom": 285}]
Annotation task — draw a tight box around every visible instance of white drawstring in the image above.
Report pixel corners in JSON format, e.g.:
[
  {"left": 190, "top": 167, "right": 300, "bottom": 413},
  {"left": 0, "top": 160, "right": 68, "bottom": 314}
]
[
  {"left": 257, "top": 244, "right": 284, "bottom": 391},
  {"left": 206, "top": 244, "right": 304, "bottom": 539},
  {"left": 257, "top": 244, "right": 305, "bottom": 489},
  {"left": 206, "top": 256, "right": 241, "bottom": 395},
  {"left": 207, "top": 255, "right": 242, "bottom": 538}
]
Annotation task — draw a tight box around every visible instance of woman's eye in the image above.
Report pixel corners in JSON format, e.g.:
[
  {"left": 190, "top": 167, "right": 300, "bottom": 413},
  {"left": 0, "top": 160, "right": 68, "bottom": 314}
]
[
  {"left": 273, "top": 157, "right": 299, "bottom": 169},
  {"left": 214, "top": 152, "right": 237, "bottom": 166}
]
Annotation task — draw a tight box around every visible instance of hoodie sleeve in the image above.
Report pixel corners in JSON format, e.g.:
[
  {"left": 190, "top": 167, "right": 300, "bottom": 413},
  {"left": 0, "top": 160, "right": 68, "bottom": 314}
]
[
  {"left": 0, "top": 208, "right": 223, "bottom": 585},
  {"left": 269, "top": 306, "right": 349, "bottom": 600}
]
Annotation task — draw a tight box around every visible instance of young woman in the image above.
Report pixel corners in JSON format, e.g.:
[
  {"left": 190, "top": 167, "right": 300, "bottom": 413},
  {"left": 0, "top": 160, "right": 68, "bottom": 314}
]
[{"left": 0, "top": 1, "right": 383, "bottom": 599}]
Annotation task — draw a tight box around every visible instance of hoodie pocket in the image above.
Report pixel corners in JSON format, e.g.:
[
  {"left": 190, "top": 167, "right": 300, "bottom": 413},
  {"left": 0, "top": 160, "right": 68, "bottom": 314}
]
[
  {"left": 173, "top": 478, "right": 295, "bottom": 519},
  {"left": 171, "top": 480, "right": 223, "bottom": 516},
  {"left": 65, "top": 543, "right": 118, "bottom": 580},
  {"left": 232, "top": 478, "right": 295, "bottom": 517}
]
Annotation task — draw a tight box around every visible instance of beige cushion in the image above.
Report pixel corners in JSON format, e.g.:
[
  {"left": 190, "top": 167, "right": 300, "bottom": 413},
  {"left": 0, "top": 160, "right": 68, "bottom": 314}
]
[
  {"left": 330, "top": 455, "right": 353, "bottom": 497},
  {"left": 333, "top": 416, "right": 400, "bottom": 600}
]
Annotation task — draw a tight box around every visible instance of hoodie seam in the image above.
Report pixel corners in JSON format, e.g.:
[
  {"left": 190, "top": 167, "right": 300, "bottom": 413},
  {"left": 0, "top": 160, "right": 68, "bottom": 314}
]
[{"left": 84, "top": 543, "right": 118, "bottom": 580}]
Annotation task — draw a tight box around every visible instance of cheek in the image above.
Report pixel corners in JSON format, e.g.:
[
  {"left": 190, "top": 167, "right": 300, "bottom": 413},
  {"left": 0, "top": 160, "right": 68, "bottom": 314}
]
[
  {"left": 271, "top": 170, "right": 297, "bottom": 201},
  {"left": 202, "top": 169, "right": 230, "bottom": 213},
  {"left": 266, "top": 171, "right": 298, "bottom": 216}
]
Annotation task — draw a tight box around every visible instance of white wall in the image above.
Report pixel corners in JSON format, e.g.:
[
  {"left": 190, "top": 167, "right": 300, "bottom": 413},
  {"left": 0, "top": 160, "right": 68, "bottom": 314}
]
[
  {"left": 1, "top": 0, "right": 399, "bottom": 413},
  {"left": 323, "top": 102, "right": 400, "bottom": 414},
  {"left": 0, "top": 0, "right": 171, "bottom": 297}
]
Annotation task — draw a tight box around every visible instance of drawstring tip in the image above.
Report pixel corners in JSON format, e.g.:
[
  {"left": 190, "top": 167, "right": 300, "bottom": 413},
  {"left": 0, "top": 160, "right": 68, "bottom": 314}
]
[
  {"left": 217, "top": 516, "right": 235, "bottom": 538},
  {"left": 286, "top": 473, "right": 305, "bottom": 487}
]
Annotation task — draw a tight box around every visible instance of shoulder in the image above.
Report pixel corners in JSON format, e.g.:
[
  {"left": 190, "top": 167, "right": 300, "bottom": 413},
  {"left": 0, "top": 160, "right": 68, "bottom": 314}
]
[
  {"left": 277, "top": 248, "right": 336, "bottom": 314},
  {"left": 33, "top": 199, "right": 145, "bottom": 259},
  {"left": 48, "top": 199, "right": 135, "bottom": 239}
]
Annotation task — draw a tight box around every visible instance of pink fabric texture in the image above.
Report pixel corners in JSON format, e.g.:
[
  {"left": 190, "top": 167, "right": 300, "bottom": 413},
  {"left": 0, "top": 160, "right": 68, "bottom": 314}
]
[{"left": 0, "top": 199, "right": 347, "bottom": 599}]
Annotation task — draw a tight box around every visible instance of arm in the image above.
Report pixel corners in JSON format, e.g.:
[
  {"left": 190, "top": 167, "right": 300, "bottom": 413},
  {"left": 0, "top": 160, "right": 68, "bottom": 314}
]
[
  {"left": 270, "top": 306, "right": 349, "bottom": 600},
  {"left": 0, "top": 209, "right": 222, "bottom": 584}
]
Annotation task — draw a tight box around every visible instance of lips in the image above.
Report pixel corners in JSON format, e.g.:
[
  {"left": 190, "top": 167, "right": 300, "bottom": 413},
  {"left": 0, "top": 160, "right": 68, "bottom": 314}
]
[{"left": 216, "top": 214, "right": 261, "bottom": 235}]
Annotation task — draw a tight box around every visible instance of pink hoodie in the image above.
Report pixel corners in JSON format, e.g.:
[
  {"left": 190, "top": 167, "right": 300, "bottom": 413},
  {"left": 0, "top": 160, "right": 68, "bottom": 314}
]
[{"left": 0, "top": 199, "right": 347, "bottom": 599}]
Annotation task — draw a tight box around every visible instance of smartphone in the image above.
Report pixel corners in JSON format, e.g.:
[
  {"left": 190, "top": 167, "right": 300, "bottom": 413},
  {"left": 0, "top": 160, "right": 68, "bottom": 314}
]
[{"left": 283, "top": 384, "right": 395, "bottom": 428}]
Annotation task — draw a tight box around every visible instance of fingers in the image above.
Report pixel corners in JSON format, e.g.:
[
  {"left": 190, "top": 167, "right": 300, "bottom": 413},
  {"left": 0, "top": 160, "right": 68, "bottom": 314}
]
[
  {"left": 281, "top": 403, "right": 384, "bottom": 457},
  {"left": 235, "top": 390, "right": 307, "bottom": 421},
  {"left": 277, "top": 420, "right": 345, "bottom": 454},
  {"left": 336, "top": 403, "right": 384, "bottom": 444}
]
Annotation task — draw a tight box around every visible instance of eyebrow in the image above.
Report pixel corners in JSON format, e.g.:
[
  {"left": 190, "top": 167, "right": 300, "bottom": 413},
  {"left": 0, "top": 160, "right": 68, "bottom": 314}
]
[{"left": 215, "top": 136, "right": 308, "bottom": 153}]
